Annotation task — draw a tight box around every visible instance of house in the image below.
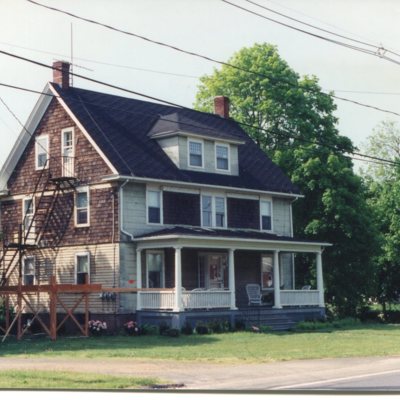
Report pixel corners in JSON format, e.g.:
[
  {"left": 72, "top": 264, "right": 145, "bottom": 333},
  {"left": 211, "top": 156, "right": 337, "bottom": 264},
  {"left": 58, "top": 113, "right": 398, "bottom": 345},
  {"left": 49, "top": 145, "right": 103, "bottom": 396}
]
[{"left": 0, "top": 61, "right": 330, "bottom": 332}]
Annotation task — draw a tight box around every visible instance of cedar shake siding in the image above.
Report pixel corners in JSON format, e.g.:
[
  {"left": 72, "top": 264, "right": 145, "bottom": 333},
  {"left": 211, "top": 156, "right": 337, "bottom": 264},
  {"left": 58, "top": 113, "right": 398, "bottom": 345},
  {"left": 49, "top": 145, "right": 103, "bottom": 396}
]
[
  {"left": 7, "top": 99, "right": 113, "bottom": 195},
  {"left": 163, "top": 191, "right": 200, "bottom": 226},
  {"left": 227, "top": 198, "right": 260, "bottom": 230}
]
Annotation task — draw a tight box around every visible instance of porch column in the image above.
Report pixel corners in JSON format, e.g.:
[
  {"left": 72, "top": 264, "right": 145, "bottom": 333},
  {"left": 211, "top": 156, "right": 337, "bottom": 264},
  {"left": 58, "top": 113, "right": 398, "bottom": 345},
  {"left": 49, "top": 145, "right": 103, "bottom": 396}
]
[
  {"left": 316, "top": 251, "right": 325, "bottom": 307},
  {"left": 273, "top": 250, "right": 282, "bottom": 309},
  {"left": 228, "top": 248, "right": 237, "bottom": 310},
  {"left": 174, "top": 246, "right": 183, "bottom": 311},
  {"left": 136, "top": 249, "right": 142, "bottom": 310}
]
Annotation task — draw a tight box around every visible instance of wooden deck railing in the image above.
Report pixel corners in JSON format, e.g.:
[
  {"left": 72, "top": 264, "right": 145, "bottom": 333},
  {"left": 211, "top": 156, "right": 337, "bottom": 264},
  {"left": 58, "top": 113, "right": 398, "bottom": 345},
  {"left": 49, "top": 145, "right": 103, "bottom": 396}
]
[{"left": 280, "top": 290, "right": 320, "bottom": 306}]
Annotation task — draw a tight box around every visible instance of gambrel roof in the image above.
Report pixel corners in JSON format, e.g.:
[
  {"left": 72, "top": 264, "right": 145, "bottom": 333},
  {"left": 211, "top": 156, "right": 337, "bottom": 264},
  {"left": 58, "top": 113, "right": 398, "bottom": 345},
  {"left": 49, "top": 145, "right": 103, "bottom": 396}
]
[{"left": 0, "top": 82, "right": 301, "bottom": 196}]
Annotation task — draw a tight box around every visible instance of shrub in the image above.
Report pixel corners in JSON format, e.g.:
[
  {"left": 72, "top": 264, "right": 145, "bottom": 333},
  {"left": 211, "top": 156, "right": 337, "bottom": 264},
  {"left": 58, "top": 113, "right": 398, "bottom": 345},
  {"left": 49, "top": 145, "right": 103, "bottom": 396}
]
[
  {"left": 88, "top": 320, "right": 107, "bottom": 336},
  {"left": 384, "top": 311, "right": 400, "bottom": 323},
  {"left": 235, "top": 320, "right": 246, "bottom": 331},
  {"left": 158, "top": 322, "right": 170, "bottom": 336},
  {"left": 140, "top": 324, "right": 158, "bottom": 336},
  {"left": 124, "top": 321, "right": 141, "bottom": 336},
  {"left": 165, "top": 328, "right": 180, "bottom": 337},
  {"left": 207, "top": 319, "right": 230, "bottom": 334},
  {"left": 195, "top": 323, "right": 209, "bottom": 335},
  {"left": 181, "top": 322, "right": 193, "bottom": 335}
]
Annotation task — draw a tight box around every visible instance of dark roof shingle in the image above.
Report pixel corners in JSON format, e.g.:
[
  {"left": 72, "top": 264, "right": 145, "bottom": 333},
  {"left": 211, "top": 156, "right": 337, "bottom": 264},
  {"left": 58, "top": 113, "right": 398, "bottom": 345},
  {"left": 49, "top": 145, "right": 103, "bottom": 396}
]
[{"left": 52, "top": 83, "right": 300, "bottom": 195}]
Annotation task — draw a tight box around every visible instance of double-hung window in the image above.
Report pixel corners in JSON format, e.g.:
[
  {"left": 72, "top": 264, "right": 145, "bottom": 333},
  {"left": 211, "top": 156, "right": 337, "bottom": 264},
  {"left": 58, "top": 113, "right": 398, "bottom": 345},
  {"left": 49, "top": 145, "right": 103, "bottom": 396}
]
[
  {"left": 147, "top": 190, "right": 162, "bottom": 224},
  {"left": 76, "top": 252, "right": 90, "bottom": 284},
  {"left": 260, "top": 200, "right": 272, "bottom": 231},
  {"left": 23, "top": 256, "right": 35, "bottom": 285},
  {"left": 75, "top": 187, "right": 89, "bottom": 226},
  {"left": 201, "top": 195, "right": 226, "bottom": 228},
  {"left": 35, "top": 135, "right": 49, "bottom": 169},
  {"left": 215, "top": 144, "right": 229, "bottom": 171},
  {"left": 188, "top": 140, "right": 203, "bottom": 168}
]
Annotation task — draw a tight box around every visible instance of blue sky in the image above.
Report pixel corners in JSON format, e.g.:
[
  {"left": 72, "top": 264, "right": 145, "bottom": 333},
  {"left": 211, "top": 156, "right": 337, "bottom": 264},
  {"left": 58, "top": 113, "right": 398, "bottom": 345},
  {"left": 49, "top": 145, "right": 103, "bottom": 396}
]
[{"left": 1, "top": 0, "right": 400, "bottom": 168}]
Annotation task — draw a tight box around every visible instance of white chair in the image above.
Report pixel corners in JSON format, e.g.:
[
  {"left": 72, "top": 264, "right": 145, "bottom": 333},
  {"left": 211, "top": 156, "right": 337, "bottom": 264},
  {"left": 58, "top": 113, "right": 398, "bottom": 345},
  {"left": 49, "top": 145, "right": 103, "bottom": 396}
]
[{"left": 246, "top": 284, "right": 263, "bottom": 306}]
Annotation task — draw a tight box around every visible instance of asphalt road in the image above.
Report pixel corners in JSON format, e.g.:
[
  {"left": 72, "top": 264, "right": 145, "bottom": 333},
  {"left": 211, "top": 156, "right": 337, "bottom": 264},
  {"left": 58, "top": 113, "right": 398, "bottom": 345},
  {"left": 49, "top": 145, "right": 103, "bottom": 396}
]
[{"left": 1, "top": 355, "right": 400, "bottom": 392}]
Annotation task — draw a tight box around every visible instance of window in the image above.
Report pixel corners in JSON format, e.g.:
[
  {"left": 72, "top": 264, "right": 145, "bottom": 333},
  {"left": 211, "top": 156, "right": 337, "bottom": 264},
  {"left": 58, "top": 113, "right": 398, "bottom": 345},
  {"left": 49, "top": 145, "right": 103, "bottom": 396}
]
[
  {"left": 75, "top": 187, "right": 89, "bottom": 226},
  {"left": 260, "top": 200, "right": 272, "bottom": 231},
  {"left": 147, "top": 190, "right": 162, "bottom": 224},
  {"left": 188, "top": 140, "right": 203, "bottom": 168},
  {"left": 215, "top": 197, "right": 225, "bottom": 227},
  {"left": 146, "top": 251, "right": 164, "bottom": 288},
  {"left": 215, "top": 144, "right": 229, "bottom": 171},
  {"left": 201, "top": 195, "right": 226, "bottom": 228},
  {"left": 201, "top": 195, "right": 212, "bottom": 227},
  {"left": 76, "top": 253, "right": 90, "bottom": 284},
  {"left": 62, "top": 128, "right": 74, "bottom": 177},
  {"left": 23, "top": 197, "right": 35, "bottom": 241},
  {"left": 23, "top": 256, "right": 35, "bottom": 285},
  {"left": 261, "top": 254, "right": 273, "bottom": 289},
  {"left": 35, "top": 135, "right": 48, "bottom": 169}
]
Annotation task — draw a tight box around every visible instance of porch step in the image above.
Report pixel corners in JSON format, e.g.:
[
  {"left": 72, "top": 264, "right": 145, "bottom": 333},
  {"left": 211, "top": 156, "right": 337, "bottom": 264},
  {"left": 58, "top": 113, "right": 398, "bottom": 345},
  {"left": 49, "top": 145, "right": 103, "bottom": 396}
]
[{"left": 238, "top": 308, "right": 296, "bottom": 331}]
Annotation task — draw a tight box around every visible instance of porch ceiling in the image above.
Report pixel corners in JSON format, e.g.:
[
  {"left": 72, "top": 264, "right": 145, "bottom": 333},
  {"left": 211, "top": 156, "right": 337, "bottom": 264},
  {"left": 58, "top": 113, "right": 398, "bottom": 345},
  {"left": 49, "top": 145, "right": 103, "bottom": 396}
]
[{"left": 135, "top": 226, "right": 331, "bottom": 253}]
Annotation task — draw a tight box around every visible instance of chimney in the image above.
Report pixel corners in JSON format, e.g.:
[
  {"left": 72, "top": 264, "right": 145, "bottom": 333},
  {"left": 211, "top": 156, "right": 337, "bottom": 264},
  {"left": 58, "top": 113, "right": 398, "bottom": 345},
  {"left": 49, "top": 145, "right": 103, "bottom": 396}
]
[
  {"left": 52, "top": 61, "right": 70, "bottom": 89},
  {"left": 214, "top": 96, "right": 230, "bottom": 118}
]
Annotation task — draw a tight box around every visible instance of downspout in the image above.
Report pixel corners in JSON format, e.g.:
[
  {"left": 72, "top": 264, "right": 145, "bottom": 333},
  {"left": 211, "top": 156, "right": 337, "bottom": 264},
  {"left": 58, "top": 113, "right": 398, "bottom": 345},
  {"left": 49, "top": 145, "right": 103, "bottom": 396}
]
[{"left": 120, "top": 180, "right": 134, "bottom": 241}]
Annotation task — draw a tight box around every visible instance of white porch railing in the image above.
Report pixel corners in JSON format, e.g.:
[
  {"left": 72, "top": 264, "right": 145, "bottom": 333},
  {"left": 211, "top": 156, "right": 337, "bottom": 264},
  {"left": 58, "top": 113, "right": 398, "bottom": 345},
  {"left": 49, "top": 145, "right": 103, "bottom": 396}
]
[
  {"left": 183, "top": 290, "right": 231, "bottom": 309},
  {"left": 138, "top": 289, "right": 231, "bottom": 310},
  {"left": 280, "top": 290, "right": 320, "bottom": 306}
]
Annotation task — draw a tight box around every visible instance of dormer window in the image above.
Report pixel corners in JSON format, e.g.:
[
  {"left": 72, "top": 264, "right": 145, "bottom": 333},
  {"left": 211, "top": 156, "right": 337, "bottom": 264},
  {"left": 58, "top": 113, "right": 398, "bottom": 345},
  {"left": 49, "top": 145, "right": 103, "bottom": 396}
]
[
  {"left": 215, "top": 143, "right": 230, "bottom": 171},
  {"left": 188, "top": 140, "right": 203, "bottom": 168}
]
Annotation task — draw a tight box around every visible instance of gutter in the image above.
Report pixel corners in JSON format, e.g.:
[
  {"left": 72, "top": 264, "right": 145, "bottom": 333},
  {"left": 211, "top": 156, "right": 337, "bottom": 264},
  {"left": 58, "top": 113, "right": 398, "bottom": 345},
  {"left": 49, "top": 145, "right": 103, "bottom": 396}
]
[
  {"left": 119, "top": 180, "right": 134, "bottom": 241},
  {"left": 103, "top": 174, "right": 304, "bottom": 200}
]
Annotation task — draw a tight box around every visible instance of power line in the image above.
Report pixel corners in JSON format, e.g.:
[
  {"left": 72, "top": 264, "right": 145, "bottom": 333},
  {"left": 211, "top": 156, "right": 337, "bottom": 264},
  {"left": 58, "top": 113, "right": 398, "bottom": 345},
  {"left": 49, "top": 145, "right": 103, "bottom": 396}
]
[
  {"left": 24, "top": 0, "right": 400, "bottom": 120},
  {"left": 0, "top": 80, "right": 398, "bottom": 168},
  {"left": 221, "top": 0, "right": 400, "bottom": 66},
  {"left": 243, "top": 0, "right": 400, "bottom": 59}
]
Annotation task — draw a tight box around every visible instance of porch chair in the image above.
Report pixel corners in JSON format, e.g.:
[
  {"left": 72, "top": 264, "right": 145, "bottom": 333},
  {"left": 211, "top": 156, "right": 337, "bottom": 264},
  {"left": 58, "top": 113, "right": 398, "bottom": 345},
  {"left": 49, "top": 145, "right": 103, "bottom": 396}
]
[
  {"left": 302, "top": 285, "right": 311, "bottom": 290},
  {"left": 246, "top": 283, "right": 263, "bottom": 306}
]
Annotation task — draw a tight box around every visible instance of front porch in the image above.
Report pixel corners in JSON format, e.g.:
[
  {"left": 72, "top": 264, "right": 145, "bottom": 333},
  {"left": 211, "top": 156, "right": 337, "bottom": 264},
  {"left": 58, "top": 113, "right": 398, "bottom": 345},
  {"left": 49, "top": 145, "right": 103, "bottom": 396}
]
[{"left": 134, "top": 227, "right": 330, "bottom": 320}]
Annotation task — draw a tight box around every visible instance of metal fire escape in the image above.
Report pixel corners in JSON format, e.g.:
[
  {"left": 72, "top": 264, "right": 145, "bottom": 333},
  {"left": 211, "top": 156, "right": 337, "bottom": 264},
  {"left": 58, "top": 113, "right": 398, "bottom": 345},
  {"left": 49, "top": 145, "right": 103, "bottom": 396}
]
[{"left": 0, "top": 157, "right": 77, "bottom": 287}]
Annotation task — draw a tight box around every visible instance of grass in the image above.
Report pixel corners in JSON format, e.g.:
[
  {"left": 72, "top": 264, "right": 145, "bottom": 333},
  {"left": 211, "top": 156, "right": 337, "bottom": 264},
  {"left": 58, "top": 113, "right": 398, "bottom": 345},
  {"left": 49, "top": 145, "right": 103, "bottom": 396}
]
[
  {"left": 0, "top": 370, "right": 159, "bottom": 389},
  {"left": 1, "top": 323, "right": 400, "bottom": 363}
]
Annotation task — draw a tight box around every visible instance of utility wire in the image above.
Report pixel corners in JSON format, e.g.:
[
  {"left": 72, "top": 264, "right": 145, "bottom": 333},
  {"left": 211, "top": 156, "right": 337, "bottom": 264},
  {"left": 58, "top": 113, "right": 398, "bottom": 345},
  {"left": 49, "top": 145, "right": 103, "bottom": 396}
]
[
  {"left": 243, "top": 0, "right": 400, "bottom": 59},
  {"left": 222, "top": 0, "right": 400, "bottom": 66},
  {"left": 0, "top": 80, "right": 398, "bottom": 167},
  {"left": 24, "top": 0, "right": 400, "bottom": 120}
]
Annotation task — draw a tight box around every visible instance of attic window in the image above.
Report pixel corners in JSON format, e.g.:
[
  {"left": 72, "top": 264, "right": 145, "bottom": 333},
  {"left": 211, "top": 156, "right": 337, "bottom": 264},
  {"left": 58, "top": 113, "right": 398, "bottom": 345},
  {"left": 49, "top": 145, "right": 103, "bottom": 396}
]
[
  {"left": 188, "top": 140, "right": 203, "bottom": 168},
  {"left": 215, "top": 144, "right": 230, "bottom": 171},
  {"left": 35, "top": 135, "right": 49, "bottom": 170}
]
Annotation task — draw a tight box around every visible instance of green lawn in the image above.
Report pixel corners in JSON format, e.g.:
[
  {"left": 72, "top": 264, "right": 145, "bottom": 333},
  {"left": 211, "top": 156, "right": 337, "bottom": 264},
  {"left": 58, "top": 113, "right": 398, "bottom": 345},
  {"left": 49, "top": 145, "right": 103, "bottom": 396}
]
[
  {"left": 1, "top": 324, "right": 400, "bottom": 363},
  {"left": 0, "top": 370, "right": 159, "bottom": 389}
]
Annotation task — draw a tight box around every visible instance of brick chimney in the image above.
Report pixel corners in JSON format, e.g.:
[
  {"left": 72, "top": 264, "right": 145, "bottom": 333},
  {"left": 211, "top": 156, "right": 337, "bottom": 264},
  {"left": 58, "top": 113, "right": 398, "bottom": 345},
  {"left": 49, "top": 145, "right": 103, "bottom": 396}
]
[
  {"left": 52, "top": 61, "right": 70, "bottom": 89},
  {"left": 214, "top": 96, "right": 230, "bottom": 118}
]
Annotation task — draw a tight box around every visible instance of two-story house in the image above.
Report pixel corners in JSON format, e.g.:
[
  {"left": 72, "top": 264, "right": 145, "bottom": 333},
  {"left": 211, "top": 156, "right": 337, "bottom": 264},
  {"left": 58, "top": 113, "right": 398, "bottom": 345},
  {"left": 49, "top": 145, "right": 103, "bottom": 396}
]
[{"left": 0, "top": 61, "right": 329, "bottom": 332}]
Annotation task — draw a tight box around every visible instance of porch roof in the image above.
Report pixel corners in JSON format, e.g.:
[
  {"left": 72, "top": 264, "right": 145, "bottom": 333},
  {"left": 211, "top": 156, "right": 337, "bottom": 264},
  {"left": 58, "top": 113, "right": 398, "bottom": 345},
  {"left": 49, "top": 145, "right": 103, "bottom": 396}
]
[{"left": 135, "top": 226, "right": 331, "bottom": 253}]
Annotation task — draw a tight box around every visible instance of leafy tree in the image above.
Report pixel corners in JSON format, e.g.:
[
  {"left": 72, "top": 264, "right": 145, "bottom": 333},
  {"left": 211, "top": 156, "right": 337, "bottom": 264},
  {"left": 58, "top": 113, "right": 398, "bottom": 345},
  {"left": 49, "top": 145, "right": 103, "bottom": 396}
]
[
  {"left": 361, "top": 121, "right": 400, "bottom": 310},
  {"left": 195, "top": 43, "right": 379, "bottom": 316}
]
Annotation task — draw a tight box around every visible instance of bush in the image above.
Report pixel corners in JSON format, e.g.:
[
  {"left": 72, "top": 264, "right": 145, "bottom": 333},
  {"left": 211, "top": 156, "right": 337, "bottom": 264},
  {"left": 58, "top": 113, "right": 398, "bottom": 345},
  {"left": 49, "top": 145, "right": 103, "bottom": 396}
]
[
  {"left": 207, "top": 319, "right": 231, "bottom": 334},
  {"left": 294, "top": 317, "right": 362, "bottom": 332},
  {"left": 124, "top": 321, "right": 141, "bottom": 336},
  {"left": 235, "top": 320, "right": 246, "bottom": 331},
  {"left": 384, "top": 311, "right": 400, "bottom": 323},
  {"left": 181, "top": 322, "right": 193, "bottom": 335},
  {"left": 358, "top": 306, "right": 383, "bottom": 323},
  {"left": 158, "top": 322, "right": 170, "bottom": 336},
  {"left": 88, "top": 320, "right": 107, "bottom": 336},
  {"left": 165, "top": 328, "right": 180, "bottom": 338},
  {"left": 195, "top": 323, "right": 209, "bottom": 335},
  {"left": 140, "top": 324, "right": 158, "bottom": 336}
]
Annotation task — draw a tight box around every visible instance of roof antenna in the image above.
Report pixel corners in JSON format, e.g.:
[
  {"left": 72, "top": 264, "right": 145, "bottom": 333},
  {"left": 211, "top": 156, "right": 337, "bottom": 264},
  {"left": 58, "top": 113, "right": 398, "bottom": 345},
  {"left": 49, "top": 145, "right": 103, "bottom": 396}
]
[{"left": 70, "top": 22, "right": 73, "bottom": 87}]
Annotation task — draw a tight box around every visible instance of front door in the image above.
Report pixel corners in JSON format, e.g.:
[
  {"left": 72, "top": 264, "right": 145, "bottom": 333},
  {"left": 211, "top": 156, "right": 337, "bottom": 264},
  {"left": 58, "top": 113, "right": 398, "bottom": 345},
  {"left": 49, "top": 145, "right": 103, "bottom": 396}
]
[{"left": 199, "top": 253, "right": 228, "bottom": 289}]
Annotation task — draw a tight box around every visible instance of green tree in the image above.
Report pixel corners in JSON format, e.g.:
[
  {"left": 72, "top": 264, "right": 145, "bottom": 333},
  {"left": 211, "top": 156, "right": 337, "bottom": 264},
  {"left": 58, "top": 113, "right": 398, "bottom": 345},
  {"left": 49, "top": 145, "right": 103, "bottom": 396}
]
[
  {"left": 195, "top": 43, "right": 378, "bottom": 316},
  {"left": 361, "top": 121, "right": 400, "bottom": 310}
]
